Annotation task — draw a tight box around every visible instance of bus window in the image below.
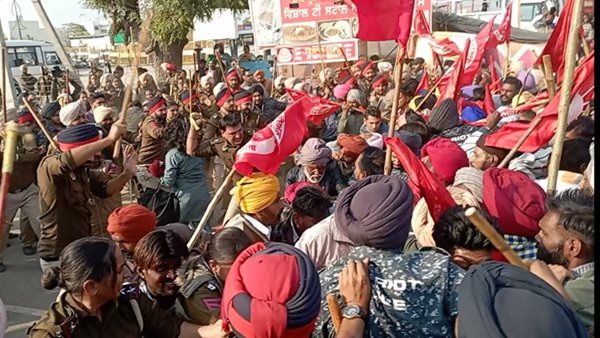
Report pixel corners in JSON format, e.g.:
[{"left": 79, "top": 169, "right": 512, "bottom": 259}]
[
  {"left": 7, "top": 47, "right": 40, "bottom": 67},
  {"left": 44, "top": 51, "right": 61, "bottom": 65},
  {"left": 520, "top": 3, "right": 544, "bottom": 22}
]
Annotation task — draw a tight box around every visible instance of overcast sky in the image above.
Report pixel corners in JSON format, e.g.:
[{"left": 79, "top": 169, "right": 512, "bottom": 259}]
[{"left": 0, "top": 0, "right": 104, "bottom": 36}]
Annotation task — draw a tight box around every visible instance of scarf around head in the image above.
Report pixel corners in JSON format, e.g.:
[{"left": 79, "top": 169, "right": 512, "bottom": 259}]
[
  {"left": 458, "top": 261, "right": 588, "bottom": 338},
  {"left": 298, "top": 138, "right": 332, "bottom": 167},
  {"left": 335, "top": 175, "right": 413, "bottom": 250},
  {"left": 221, "top": 242, "right": 321, "bottom": 338}
]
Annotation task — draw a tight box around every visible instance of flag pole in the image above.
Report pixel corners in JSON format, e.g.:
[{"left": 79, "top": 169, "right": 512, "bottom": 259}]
[
  {"left": 465, "top": 207, "right": 527, "bottom": 269},
  {"left": 384, "top": 46, "right": 406, "bottom": 175},
  {"left": 546, "top": 0, "right": 584, "bottom": 196},
  {"left": 414, "top": 74, "right": 445, "bottom": 112},
  {"left": 503, "top": 41, "right": 510, "bottom": 78}
]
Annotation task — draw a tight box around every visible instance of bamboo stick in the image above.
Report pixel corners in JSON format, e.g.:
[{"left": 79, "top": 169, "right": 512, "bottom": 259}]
[
  {"left": 187, "top": 169, "right": 237, "bottom": 250},
  {"left": 23, "top": 99, "right": 59, "bottom": 151},
  {"left": 0, "top": 124, "right": 19, "bottom": 242},
  {"left": 465, "top": 207, "right": 528, "bottom": 269},
  {"left": 546, "top": 0, "right": 585, "bottom": 196},
  {"left": 384, "top": 47, "right": 406, "bottom": 175},
  {"left": 542, "top": 55, "right": 556, "bottom": 99}
]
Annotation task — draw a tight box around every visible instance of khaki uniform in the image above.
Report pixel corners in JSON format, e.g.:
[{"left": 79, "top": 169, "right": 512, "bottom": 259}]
[
  {"left": 20, "top": 72, "right": 38, "bottom": 93},
  {"left": 38, "top": 74, "right": 53, "bottom": 104},
  {"left": 137, "top": 116, "right": 166, "bottom": 165},
  {"left": 175, "top": 256, "right": 222, "bottom": 326},
  {"left": 0, "top": 140, "right": 42, "bottom": 262},
  {"left": 28, "top": 285, "right": 182, "bottom": 338},
  {"left": 37, "top": 151, "right": 111, "bottom": 261}
]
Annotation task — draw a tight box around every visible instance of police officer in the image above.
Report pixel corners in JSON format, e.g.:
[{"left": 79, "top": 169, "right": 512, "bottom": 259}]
[{"left": 176, "top": 228, "right": 252, "bottom": 325}]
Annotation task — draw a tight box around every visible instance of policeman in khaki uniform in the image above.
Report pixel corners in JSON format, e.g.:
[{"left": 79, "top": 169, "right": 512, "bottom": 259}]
[
  {"left": 175, "top": 256, "right": 222, "bottom": 325},
  {"left": 186, "top": 112, "right": 249, "bottom": 223}
]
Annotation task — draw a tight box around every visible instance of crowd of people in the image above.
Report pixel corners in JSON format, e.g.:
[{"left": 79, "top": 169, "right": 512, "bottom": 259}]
[{"left": 0, "top": 36, "right": 594, "bottom": 337}]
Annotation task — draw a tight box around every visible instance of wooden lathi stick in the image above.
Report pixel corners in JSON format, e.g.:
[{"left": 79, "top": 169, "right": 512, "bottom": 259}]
[
  {"left": 465, "top": 207, "right": 528, "bottom": 269},
  {"left": 384, "top": 46, "right": 406, "bottom": 175},
  {"left": 0, "top": 123, "right": 18, "bottom": 242},
  {"left": 546, "top": 0, "right": 585, "bottom": 196},
  {"left": 542, "top": 55, "right": 556, "bottom": 99},
  {"left": 326, "top": 293, "right": 342, "bottom": 333},
  {"left": 497, "top": 118, "right": 542, "bottom": 168},
  {"left": 23, "top": 99, "right": 59, "bottom": 151},
  {"left": 113, "top": 26, "right": 142, "bottom": 159},
  {"left": 187, "top": 169, "right": 236, "bottom": 250}
]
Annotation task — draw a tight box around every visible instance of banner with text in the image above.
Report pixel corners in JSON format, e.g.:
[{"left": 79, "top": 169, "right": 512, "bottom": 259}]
[{"left": 275, "top": 39, "right": 360, "bottom": 65}]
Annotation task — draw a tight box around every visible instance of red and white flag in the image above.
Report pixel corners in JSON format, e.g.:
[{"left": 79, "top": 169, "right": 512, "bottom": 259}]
[
  {"left": 353, "top": 0, "right": 416, "bottom": 47},
  {"left": 235, "top": 97, "right": 315, "bottom": 176},
  {"left": 485, "top": 51, "right": 595, "bottom": 153},
  {"left": 416, "top": 67, "right": 430, "bottom": 93},
  {"left": 414, "top": 10, "right": 461, "bottom": 56},
  {"left": 490, "top": 2, "right": 513, "bottom": 46}
]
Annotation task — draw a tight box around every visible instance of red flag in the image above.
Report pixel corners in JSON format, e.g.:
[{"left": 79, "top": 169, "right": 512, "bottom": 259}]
[
  {"left": 490, "top": 2, "right": 513, "bottom": 46},
  {"left": 353, "top": 0, "right": 415, "bottom": 46},
  {"left": 385, "top": 137, "right": 456, "bottom": 221},
  {"left": 535, "top": 0, "right": 574, "bottom": 82},
  {"left": 486, "top": 51, "right": 502, "bottom": 93},
  {"left": 416, "top": 68, "right": 430, "bottom": 93},
  {"left": 234, "top": 97, "right": 314, "bottom": 176},
  {"left": 285, "top": 88, "right": 341, "bottom": 125},
  {"left": 437, "top": 38, "right": 471, "bottom": 103},
  {"left": 485, "top": 52, "right": 594, "bottom": 153},
  {"left": 460, "top": 17, "right": 496, "bottom": 88},
  {"left": 414, "top": 10, "right": 432, "bottom": 36},
  {"left": 483, "top": 83, "right": 496, "bottom": 115}
]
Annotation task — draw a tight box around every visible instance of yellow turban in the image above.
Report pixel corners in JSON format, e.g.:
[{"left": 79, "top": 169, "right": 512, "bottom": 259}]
[
  {"left": 235, "top": 173, "right": 280, "bottom": 214},
  {"left": 408, "top": 95, "right": 423, "bottom": 112}
]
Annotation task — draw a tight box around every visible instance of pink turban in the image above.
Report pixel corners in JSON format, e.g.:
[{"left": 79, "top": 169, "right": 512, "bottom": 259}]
[{"left": 333, "top": 84, "right": 352, "bottom": 100}]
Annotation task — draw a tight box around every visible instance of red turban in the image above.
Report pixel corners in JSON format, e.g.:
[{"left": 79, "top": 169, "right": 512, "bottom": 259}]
[
  {"left": 421, "top": 138, "right": 469, "bottom": 185},
  {"left": 284, "top": 182, "right": 315, "bottom": 205},
  {"left": 107, "top": 204, "right": 157, "bottom": 244},
  {"left": 362, "top": 61, "right": 376, "bottom": 75},
  {"left": 221, "top": 242, "right": 321, "bottom": 338},
  {"left": 337, "top": 133, "right": 369, "bottom": 161},
  {"left": 482, "top": 168, "right": 546, "bottom": 238}
]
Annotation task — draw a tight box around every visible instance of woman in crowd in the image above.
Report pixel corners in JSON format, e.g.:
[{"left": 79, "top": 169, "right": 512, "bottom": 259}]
[
  {"left": 161, "top": 119, "right": 211, "bottom": 225},
  {"left": 29, "top": 237, "right": 224, "bottom": 337}
]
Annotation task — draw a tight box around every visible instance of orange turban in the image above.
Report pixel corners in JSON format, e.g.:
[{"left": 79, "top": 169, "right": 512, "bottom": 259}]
[{"left": 107, "top": 204, "right": 157, "bottom": 243}]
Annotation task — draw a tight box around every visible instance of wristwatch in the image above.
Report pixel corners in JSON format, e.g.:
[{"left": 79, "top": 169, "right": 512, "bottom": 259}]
[{"left": 341, "top": 304, "right": 368, "bottom": 321}]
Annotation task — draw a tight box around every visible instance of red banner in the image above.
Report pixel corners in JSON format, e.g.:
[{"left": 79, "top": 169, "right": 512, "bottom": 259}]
[
  {"left": 275, "top": 39, "right": 359, "bottom": 64},
  {"left": 280, "top": 0, "right": 356, "bottom": 24}
]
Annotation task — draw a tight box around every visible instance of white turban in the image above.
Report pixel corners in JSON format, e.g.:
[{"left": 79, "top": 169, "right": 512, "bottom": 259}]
[
  {"left": 293, "top": 81, "right": 309, "bottom": 92},
  {"left": 59, "top": 101, "right": 83, "bottom": 126},
  {"left": 347, "top": 89, "right": 366, "bottom": 107},
  {"left": 509, "top": 60, "right": 526, "bottom": 76},
  {"left": 377, "top": 61, "right": 393, "bottom": 74},
  {"left": 93, "top": 106, "right": 114, "bottom": 124},
  {"left": 366, "top": 133, "right": 384, "bottom": 149},
  {"left": 200, "top": 75, "right": 213, "bottom": 87},
  {"left": 274, "top": 76, "right": 287, "bottom": 87},
  {"left": 213, "top": 82, "right": 227, "bottom": 97},
  {"left": 319, "top": 68, "right": 334, "bottom": 83},
  {"left": 19, "top": 64, "right": 28, "bottom": 72},
  {"left": 284, "top": 77, "right": 299, "bottom": 89}
]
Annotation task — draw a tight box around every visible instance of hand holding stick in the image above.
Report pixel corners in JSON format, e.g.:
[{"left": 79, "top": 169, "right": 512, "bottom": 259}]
[
  {"left": 23, "top": 99, "right": 59, "bottom": 151},
  {"left": 465, "top": 207, "right": 528, "bottom": 269}
]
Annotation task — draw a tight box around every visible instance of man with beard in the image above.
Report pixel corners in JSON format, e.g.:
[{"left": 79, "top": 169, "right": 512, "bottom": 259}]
[
  {"left": 249, "top": 84, "right": 286, "bottom": 124},
  {"left": 492, "top": 76, "right": 522, "bottom": 109},
  {"left": 50, "top": 66, "right": 82, "bottom": 102},
  {"left": 108, "top": 204, "right": 158, "bottom": 285},
  {"left": 368, "top": 74, "right": 390, "bottom": 112},
  {"left": 37, "top": 121, "right": 136, "bottom": 270},
  {"left": 272, "top": 76, "right": 288, "bottom": 102},
  {"left": 93, "top": 106, "right": 115, "bottom": 134},
  {"left": 233, "top": 89, "right": 265, "bottom": 132},
  {"left": 224, "top": 173, "right": 284, "bottom": 243},
  {"left": 0, "top": 110, "right": 43, "bottom": 272},
  {"left": 535, "top": 189, "right": 594, "bottom": 327},
  {"left": 134, "top": 229, "right": 190, "bottom": 310},
  {"left": 203, "top": 87, "right": 235, "bottom": 140},
  {"left": 137, "top": 96, "right": 168, "bottom": 191},
  {"left": 286, "top": 138, "right": 348, "bottom": 197},
  {"left": 360, "top": 61, "right": 377, "bottom": 91},
  {"left": 225, "top": 68, "right": 241, "bottom": 93}
]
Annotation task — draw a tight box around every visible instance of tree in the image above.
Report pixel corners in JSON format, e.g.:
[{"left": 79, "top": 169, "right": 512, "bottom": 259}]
[
  {"left": 81, "top": 0, "right": 247, "bottom": 84},
  {"left": 61, "top": 23, "right": 91, "bottom": 38}
]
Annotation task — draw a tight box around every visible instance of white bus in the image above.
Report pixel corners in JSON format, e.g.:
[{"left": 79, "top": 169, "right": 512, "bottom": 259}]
[{"left": 7, "top": 40, "right": 65, "bottom": 90}]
